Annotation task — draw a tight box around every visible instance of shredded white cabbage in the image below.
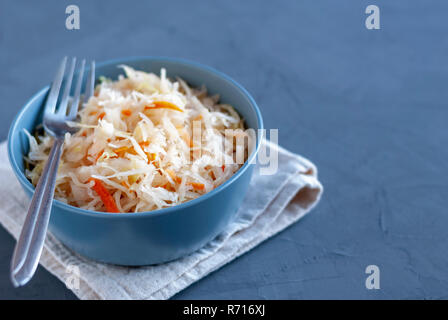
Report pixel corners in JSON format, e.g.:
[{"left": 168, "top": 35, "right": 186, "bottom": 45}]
[{"left": 25, "top": 66, "right": 249, "bottom": 213}]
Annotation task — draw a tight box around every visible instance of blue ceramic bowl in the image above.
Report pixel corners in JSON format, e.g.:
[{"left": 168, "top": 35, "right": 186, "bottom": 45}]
[{"left": 7, "top": 57, "right": 263, "bottom": 265}]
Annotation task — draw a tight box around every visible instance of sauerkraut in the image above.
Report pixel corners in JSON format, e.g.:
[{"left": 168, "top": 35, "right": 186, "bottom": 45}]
[{"left": 25, "top": 66, "right": 249, "bottom": 213}]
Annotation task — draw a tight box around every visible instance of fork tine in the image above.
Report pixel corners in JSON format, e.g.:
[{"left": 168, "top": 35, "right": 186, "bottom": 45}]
[
  {"left": 68, "top": 59, "right": 86, "bottom": 119},
  {"left": 84, "top": 61, "right": 95, "bottom": 101},
  {"left": 56, "top": 57, "right": 76, "bottom": 116},
  {"left": 44, "top": 57, "right": 67, "bottom": 116}
]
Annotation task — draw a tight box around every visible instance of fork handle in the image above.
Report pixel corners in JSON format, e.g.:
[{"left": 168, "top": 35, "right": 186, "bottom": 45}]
[{"left": 10, "top": 137, "right": 64, "bottom": 287}]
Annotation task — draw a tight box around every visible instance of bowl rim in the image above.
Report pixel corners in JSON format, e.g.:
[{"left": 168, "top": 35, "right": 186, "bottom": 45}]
[{"left": 7, "top": 56, "right": 264, "bottom": 219}]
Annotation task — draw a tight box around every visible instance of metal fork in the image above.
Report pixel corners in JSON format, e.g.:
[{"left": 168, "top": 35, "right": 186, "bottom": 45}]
[{"left": 10, "top": 57, "right": 95, "bottom": 287}]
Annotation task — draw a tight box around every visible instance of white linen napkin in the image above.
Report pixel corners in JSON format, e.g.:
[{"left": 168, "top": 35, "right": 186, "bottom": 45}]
[{"left": 0, "top": 139, "right": 323, "bottom": 300}]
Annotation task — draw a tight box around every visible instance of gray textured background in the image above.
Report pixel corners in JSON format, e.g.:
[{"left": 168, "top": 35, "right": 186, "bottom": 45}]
[{"left": 1, "top": 0, "right": 447, "bottom": 299}]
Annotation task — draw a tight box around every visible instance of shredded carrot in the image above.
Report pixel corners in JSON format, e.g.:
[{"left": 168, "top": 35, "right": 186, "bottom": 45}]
[
  {"left": 188, "top": 182, "right": 205, "bottom": 191},
  {"left": 89, "top": 178, "right": 119, "bottom": 213},
  {"left": 166, "top": 169, "right": 182, "bottom": 184},
  {"left": 114, "top": 142, "right": 150, "bottom": 158},
  {"left": 144, "top": 101, "right": 183, "bottom": 112},
  {"left": 114, "top": 149, "right": 129, "bottom": 158},
  {"left": 145, "top": 152, "right": 160, "bottom": 168},
  {"left": 222, "top": 165, "right": 225, "bottom": 172},
  {"left": 98, "top": 112, "right": 106, "bottom": 120},
  {"left": 148, "top": 153, "right": 157, "bottom": 162},
  {"left": 114, "top": 146, "right": 129, "bottom": 153},
  {"left": 95, "top": 150, "right": 104, "bottom": 162},
  {"left": 121, "top": 180, "right": 130, "bottom": 189},
  {"left": 88, "top": 111, "right": 97, "bottom": 116},
  {"left": 121, "top": 109, "right": 132, "bottom": 117},
  {"left": 139, "top": 140, "right": 150, "bottom": 148},
  {"left": 118, "top": 146, "right": 136, "bottom": 156},
  {"left": 161, "top": 183, "right": 175, "bottom": 192}
]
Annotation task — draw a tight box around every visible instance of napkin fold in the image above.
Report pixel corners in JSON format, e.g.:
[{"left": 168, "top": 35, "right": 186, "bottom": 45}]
[{"left": 0, "top": 139, "right": 322, "bottom": 300}]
